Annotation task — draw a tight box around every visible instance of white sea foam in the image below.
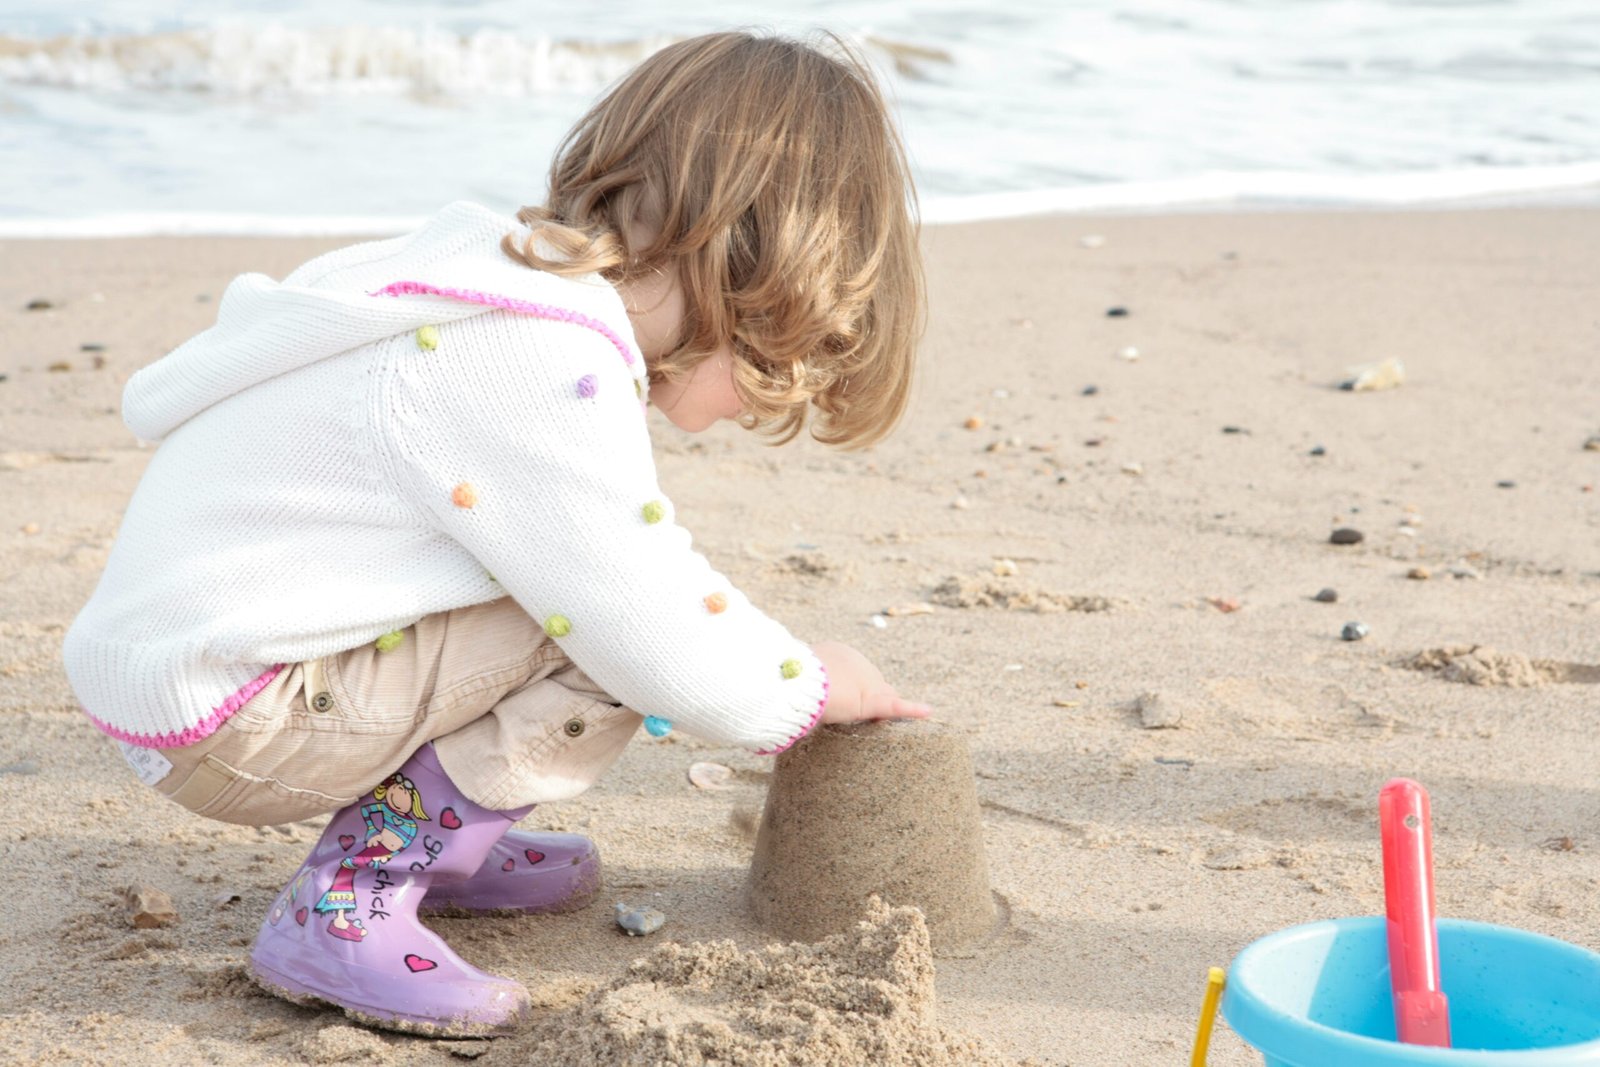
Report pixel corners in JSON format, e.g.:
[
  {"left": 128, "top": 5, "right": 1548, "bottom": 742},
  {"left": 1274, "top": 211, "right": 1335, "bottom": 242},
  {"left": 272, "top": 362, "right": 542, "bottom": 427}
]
[{"left": 0, "top": 27, "right": 680, "bottom": 97}]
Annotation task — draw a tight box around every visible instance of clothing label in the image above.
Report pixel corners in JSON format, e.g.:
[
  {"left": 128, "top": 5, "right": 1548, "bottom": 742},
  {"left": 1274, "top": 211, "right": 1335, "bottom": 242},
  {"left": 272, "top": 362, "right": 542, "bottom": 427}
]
[{"left": 118, "top": 740, "right": 174, "bottom": 786}]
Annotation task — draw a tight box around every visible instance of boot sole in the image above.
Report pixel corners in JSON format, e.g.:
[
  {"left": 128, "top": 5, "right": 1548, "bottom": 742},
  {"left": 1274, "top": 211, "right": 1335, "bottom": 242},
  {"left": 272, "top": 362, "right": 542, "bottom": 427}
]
[{"left": 249, "top": 957, "right": 527, "bottom": 1037}]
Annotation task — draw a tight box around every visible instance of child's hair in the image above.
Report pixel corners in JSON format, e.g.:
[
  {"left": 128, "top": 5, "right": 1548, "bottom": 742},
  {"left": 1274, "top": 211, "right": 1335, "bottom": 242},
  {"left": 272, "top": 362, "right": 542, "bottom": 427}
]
[{"left": 503, "top": 30, "right": 924, "bottom": 449}]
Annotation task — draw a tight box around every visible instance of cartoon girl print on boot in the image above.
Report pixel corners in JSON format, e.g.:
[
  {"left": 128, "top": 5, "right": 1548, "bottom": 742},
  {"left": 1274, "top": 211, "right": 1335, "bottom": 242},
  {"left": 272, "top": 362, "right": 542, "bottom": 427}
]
[{"left": 312, "top": 771, "right": 431, "bottom": 942}]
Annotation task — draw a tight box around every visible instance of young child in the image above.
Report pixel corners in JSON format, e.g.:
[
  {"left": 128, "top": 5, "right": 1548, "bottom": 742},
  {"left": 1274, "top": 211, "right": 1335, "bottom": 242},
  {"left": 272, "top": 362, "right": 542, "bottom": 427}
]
[{"left": 61, "top": 30, "right": 930, "bottom": 1035}]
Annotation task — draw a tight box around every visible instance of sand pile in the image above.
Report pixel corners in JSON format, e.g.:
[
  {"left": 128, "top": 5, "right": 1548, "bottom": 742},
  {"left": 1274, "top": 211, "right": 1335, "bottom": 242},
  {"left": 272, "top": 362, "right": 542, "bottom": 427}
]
[
  {"left": 1403, "top": 645, "right": 1567, "bottom": 687},
  {"left": 929, "top": 576, "right": 1119, "bottom": 613},
  {"left": 504, "top": 899, "right": 1016, "bottom": 1067}
]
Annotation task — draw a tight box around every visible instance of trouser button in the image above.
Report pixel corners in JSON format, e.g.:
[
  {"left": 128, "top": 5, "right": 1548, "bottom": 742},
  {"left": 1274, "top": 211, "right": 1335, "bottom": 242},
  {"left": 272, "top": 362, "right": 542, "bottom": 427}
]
[{"left": 311, "top": 691, "right": 334, "bottom": 713}]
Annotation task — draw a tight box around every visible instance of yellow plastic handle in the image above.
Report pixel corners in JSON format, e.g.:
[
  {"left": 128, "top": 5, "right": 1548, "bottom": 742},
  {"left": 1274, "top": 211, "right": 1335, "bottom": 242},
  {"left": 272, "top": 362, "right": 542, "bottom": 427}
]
[{"left": 1190, "top": 967, "right": 1227, "bottom": 1067}]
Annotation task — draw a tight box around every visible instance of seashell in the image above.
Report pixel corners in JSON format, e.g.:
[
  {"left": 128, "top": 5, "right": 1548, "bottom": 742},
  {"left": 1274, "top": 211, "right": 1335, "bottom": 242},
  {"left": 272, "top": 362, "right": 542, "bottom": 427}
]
[
  {"left": 614, "top": 902, "right": 665, "bottom": 937},
  {"left": 992, "top": 558, "right": 1019, "bottom": 577},
  {"left": 1339, "top": 358, "right": 1404, "bottom": 392},
  {"left": 1115, "top": 346, "right": 1140, "bottom": 361},
  {"left": 885, "top": 602, "right": 936, "bottom": 617},
  {"left": 688, "top": 762, "right": 734, "bottom": 790}
]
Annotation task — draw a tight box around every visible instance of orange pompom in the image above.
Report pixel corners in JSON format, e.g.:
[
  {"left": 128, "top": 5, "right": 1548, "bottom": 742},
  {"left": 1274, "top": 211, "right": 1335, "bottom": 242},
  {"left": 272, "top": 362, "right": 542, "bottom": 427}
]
[
  {"left": 704, "top": 592, "right": 727, "bottom": 614},
  {"left": 451, "top": 482, "right": 477, "bottom": 508}
]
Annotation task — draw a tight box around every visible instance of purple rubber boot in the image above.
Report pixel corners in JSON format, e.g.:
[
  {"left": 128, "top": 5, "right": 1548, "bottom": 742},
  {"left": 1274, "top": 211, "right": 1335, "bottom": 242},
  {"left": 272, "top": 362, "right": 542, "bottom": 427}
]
[
  {"left": 420, "top": 829, "right": 601, "bottom": 915},
  {"left": 250, "top": 744, "right": 532, "bottom": 1035}
]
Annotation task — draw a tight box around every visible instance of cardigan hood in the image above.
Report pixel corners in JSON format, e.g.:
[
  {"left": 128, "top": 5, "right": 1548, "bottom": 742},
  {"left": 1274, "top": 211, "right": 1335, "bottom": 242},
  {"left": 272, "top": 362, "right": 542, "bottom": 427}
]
[{"left": 122, "top": 201, "right": 583, "bottom": 442}]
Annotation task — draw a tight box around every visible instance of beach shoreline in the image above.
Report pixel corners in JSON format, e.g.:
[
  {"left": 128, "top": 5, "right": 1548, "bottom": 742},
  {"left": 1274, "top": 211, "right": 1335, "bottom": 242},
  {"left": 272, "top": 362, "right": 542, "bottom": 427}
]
[{"left": 2, "top": 207, "right": 1597, "bottom": 1065}]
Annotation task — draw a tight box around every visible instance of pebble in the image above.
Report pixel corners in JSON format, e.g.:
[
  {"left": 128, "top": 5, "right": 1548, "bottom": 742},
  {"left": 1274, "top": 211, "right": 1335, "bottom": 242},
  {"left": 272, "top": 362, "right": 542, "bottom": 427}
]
[
  {"left": 1079, "top": 234, "right": 1106, "bottom": 248},
  {"left": 992, "top": 558, "right": 1019, "bottom": 577},
  {"left": 1115, "top": 346, "right": 1140, "bottom": 362},
  {"left": 1105, "top": 306, "right": 1129, "bottom": 317},
  {"left": 884, "top": 602, "right": 935, "bottom": 617},
  {"left": 20, "top": 522, "right": 40, "bottom": 535},
  {"left": 1121, "top": 461, "right": 1144, "bottom": 476},
  {"left": 1081, "top": 384, "right": 1099, "bottom": 396},
  {"left": 1447, "top": 563, "right": 1483, "bottom": 580},
  {"left": 963, "top": 415, "right": 984, "bottom": 430},
  {"left": 688, "top": 762, "right": 734, "bottom": 790},
  {"left": 951, "top": 496, "right": 970, "bottom": 510},
  {"left": 1341, "top": 622, "right": 1370, "bottom": 642},
  {"left": 0, "top": 760, "right": 40, "bottom": 776},
  {"left": 1407, "top": 566, "right": 1431, "bottom": 580},
  {"left": 24, "top": 298, "right": 52, "bottom": 311},
  {"left": 991, "top": 387, "right": 1010, "bottom": 399},
  {"left": 1137, "top": 691, "right": 1183, "bottom": 729},
  {"left": 1206, "top": 596, "right": 1242, "bottom": 613},
  {"left": 1221, "top": 426, "right": 1249, "bottom": 435},
  {"left": 1309, "top": 445, "right": 1327, "bottom": 457},
  {"left": 614, "top": 902, "right": 665, "bottom": 937},
  {"left": 1313, "top": 588, "right": 1339, "bottom": 603},
  {"left": 1585, "top": 435, "right": 1600, "bottom": 452},
  {"left": 123, "top": 885, "right": 179, "bottom": 929},
  {"left": 1496, "top": 480, "right": 1516, "bottom": 489},
  {"left": 80, "top": 342, "right": 106, "bottom": 352},
  {"left": 1329, "top": 527, "right": 1364, "bottom": 545},
  {"left": 868, "top": 614, "right": 888, "bottom": 629},
  {"left": 47, "top": 361, "right": 72, "bottom": 373}
]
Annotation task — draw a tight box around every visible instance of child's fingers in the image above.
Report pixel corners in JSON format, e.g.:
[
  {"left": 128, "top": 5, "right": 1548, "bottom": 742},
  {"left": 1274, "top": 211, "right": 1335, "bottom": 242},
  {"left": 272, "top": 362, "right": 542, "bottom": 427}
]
[
  {"left": 860, "top": 695, "right": 932, "bottom": 721},
  {"left": 892, "top": 697, "right": 933, "bottom": 718}
]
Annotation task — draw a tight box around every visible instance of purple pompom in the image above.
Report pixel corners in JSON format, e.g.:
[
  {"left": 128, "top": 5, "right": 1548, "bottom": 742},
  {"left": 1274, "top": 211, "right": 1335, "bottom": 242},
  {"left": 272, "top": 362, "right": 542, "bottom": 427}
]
[{"left": 577, "top": 374, "right": 598, "bottom": 398}]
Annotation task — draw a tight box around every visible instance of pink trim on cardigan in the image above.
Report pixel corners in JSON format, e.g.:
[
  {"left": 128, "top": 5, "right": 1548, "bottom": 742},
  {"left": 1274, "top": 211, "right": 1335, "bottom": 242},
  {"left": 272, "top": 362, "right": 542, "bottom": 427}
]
[
  {"left": 371, "top": 281, "right": 638, "bottom": 367},
  {"left": 754, "top": 665, "right": 830, "bottom": 756},
  {"left": 86, "top": 663, "right": 286, "bottom": 749}
]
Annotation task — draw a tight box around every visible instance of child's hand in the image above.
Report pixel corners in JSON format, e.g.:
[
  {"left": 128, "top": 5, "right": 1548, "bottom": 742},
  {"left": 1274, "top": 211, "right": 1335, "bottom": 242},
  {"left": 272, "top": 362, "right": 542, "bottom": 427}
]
[{"left": 811, "top": 641, "right": 933, "bottom": 725}]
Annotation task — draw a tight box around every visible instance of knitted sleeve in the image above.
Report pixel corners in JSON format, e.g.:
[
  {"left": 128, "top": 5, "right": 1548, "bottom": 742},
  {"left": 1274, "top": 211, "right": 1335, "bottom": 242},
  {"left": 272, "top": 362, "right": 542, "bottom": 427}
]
[{"left": 376, "top": 308, "right": 826, "bottom": 754}]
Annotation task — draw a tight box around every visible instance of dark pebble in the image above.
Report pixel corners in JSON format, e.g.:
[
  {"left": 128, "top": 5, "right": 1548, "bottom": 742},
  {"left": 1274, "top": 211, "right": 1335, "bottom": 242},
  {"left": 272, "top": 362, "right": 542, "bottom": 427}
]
[
  {"left": 1313, "top": 588, "right": 1339, "bottom": 603},
  {"left": 0, "top": 374, "right": 8, "bottom": 383},
  {"left": 80, "top": 343, "right": 106, "bottom": 352},
  {"left": 25, "top": 298, "right": 53, "bottom": 311},
  {"left": 1105, "top": 306, "right": 1129, "bottom": 317},
  {"left": 1496, "top": 480, "right": 1516, "bottom": 489},
  {"left": 1341, "top": 621, "right": 1370, "bottom": 642},
  {"left": 1081, "top": 385, "right": 1099, "bottom": 396},
  {"left": 1329, "top": 527, "right": 1364, "bottom": 545},
  {"left": 1222, "top": 425, "right": 1249, "bottom": 435},
  {"left": 196, "top": 294, "right": 211, "bottom": 303},
  {"left": 1309, "top": 445, "right": 1326, "bottom": 456}
]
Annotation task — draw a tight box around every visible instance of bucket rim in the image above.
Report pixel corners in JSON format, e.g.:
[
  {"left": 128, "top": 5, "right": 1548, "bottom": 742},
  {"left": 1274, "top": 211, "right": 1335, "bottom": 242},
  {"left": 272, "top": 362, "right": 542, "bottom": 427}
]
[{"left": 1222, "top": 916, "right": 1600, "bottom": 1065}]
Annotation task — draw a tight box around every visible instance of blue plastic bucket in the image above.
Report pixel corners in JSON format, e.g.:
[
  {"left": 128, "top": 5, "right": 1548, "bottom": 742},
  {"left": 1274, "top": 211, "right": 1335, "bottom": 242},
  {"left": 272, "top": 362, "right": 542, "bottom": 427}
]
[{"left": 1223, "top": 917, "right": 1600, "bottom": 1066}]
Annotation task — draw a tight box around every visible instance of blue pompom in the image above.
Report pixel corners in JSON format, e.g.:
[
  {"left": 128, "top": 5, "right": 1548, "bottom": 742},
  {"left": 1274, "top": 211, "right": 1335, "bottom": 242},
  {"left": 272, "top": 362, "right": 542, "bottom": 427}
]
[{"left": 643, "top": 716, "right": 673, "bottom": 738}]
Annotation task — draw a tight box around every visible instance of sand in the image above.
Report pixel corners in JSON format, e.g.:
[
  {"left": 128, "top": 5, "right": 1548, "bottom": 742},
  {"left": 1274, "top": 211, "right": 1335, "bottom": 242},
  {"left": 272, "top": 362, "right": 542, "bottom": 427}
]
[
  {"left": 2, "top": 208, "right": 1598, "bottom": 1065},
  {"left": 748, "top": 721, "right": 995, "bottom": 949}
]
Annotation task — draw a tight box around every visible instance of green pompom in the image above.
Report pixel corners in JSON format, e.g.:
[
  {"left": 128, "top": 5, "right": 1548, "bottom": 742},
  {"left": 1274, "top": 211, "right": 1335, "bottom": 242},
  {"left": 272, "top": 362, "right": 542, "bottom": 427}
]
[
  {"left": 642, "top": 500, "right": 665, "bottom": 524},
  {"left": 544, "top": 614, "right": 572, "bottom": 638},
  {"left": 374, "top": 631, "right": 404, "bottom": 653},
  {"left": 780, "top": 658, "right": 802, "bottom": 680},
  {"left": 415, "top": 324, "right": 440, "bottom": 351}
]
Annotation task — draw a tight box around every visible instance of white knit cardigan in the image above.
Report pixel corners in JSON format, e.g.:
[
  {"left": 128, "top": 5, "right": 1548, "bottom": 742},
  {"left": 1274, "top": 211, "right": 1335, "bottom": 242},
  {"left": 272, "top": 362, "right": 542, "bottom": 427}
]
[{"left": 62, "top": 202, "right": 827, "bottom": 753}]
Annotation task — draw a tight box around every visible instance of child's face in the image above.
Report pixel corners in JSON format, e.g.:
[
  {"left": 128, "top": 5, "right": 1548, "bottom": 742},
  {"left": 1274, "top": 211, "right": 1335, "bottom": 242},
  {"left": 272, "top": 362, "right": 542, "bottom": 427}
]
[{"left": 651, "top": 345, "right": 743, "bottom": 432}]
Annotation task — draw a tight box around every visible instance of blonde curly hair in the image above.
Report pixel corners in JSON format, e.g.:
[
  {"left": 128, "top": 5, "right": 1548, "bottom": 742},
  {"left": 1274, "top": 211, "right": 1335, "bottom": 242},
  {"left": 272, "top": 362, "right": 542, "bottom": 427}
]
[{"left": 502, "top": 30, "right": 923, "bottom": 448}]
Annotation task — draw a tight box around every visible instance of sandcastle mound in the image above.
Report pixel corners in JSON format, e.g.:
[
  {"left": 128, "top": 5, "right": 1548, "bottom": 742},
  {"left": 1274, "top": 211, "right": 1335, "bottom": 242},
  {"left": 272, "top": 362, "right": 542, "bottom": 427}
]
[{"left": 508, "top": 898, "right": 1016, "bottom": 1067}]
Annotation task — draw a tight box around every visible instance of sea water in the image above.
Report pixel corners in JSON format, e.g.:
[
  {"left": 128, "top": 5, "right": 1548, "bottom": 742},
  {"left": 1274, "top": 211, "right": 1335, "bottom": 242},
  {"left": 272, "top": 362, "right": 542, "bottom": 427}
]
[{"left": 1, "top": 0, "right": 1598, "bottom": 234}]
